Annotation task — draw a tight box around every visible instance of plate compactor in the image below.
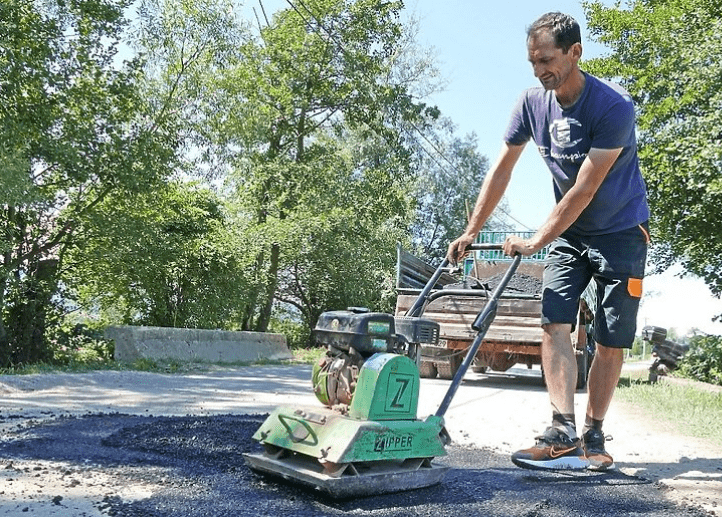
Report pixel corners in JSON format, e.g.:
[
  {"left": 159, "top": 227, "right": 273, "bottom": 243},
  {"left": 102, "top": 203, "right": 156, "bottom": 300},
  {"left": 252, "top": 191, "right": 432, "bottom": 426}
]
[{"left": 244, "top": 245, "right": 521, "bottom": 498}]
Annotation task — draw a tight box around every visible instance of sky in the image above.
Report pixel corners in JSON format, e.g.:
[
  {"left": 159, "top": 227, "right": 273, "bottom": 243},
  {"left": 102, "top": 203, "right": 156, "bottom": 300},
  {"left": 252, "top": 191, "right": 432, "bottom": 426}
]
[{"left": 247, "top": 0, "right": 722, "bottom": 336}]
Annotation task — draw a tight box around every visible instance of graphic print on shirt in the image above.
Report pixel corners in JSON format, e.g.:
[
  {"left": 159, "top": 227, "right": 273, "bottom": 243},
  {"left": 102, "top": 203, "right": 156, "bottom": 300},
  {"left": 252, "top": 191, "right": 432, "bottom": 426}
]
[
  {"left": 550, "top": 117, "right": 582, "bottom": 148},
  {"left": 547, "top": 117, "right": 587, "bottom": 164}
]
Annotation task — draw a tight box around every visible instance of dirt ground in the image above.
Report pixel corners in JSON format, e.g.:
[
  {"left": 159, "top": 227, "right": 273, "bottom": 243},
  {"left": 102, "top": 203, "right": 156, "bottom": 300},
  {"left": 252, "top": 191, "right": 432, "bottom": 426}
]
[{"left": 0, "top": 363, "right": 720, "bottom": 516}]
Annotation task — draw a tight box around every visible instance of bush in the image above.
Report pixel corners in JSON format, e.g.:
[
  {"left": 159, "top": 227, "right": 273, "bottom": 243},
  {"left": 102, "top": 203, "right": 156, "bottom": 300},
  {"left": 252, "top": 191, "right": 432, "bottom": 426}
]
[
  {"left": 268, "top": 318, "right": 314, "bottom": 350},
  {"left": 48, "top": 323, "right": 115, "bottom": 367},
  {"left": 677, "top": 334, "right": 722, "bottom": 386}
]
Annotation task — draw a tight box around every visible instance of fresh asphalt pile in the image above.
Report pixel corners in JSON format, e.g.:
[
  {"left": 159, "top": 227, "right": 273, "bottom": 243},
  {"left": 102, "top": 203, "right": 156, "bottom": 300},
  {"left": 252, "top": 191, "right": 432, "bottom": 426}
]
[
  {"left": 0, "top": 412, "right": 712, "bottom": 517},
  {"left": 483, "top": 272, "right": 543, "bottom": 295},
  {"left": 443, "top": 273, "right": 543, "bottom": 296}
]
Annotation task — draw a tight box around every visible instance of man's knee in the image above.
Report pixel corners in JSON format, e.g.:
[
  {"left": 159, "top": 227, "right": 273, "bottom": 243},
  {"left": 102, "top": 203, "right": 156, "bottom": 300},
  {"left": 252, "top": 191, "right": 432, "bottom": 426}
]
[
  {"left": 542, "top": 323, "right": 573, "bottom": 340},
  {"left": 593, "top": 342, "right": 624, "bottom": 362}
]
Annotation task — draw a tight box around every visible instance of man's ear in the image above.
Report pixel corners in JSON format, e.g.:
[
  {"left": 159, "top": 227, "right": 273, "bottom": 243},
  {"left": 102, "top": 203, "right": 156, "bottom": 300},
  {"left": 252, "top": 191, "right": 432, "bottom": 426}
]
[{"left": 571, "top": 42, "right": 583, "bottom": 61}]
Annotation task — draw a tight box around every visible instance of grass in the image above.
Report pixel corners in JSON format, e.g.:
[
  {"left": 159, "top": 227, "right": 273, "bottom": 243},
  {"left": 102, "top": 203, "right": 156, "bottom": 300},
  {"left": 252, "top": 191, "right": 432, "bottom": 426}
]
[{"left": 615, "top": 372, "right": 722, "bottom": 446}]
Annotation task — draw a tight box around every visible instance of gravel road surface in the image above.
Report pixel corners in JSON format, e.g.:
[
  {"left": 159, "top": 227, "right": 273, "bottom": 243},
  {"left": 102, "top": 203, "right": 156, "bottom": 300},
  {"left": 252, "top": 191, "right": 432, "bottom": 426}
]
[{"left": 0, "top": 364, "right": 720, "bottom": 516}]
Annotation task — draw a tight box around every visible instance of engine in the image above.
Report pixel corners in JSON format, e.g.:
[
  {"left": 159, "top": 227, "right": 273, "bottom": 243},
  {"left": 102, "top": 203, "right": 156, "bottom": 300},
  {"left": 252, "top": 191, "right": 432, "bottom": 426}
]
[{"left": 311, "top": 308, "right": 440, "bottom": 407}]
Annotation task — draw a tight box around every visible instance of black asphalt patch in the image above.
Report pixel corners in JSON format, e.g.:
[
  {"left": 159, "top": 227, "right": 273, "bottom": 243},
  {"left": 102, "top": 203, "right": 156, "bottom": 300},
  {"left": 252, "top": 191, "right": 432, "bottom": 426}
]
[{"left": 0, "top": 413, "right": 712, "bottom": 516}]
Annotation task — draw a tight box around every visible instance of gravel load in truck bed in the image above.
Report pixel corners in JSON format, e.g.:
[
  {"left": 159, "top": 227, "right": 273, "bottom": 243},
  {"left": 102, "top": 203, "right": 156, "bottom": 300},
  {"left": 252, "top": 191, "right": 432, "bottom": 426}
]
[
  {"left": 443, "top": 273, "right": 543, "bottom": 296},
  {"left": 482, "top": 272, "right": 543, "bottom": 295}
]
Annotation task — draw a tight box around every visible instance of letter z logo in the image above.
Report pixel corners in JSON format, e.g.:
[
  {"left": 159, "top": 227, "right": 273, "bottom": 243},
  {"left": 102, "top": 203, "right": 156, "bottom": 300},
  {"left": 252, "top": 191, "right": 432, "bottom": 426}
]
[{"left": 390, "top": 377, "right": 409, "bottom": 408}]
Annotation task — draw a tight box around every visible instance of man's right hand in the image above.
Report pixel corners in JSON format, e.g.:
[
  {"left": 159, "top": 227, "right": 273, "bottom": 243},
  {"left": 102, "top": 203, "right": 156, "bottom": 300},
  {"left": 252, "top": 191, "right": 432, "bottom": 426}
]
[{"left": 446, "top": 234, "right": 475, "bottom": 265}]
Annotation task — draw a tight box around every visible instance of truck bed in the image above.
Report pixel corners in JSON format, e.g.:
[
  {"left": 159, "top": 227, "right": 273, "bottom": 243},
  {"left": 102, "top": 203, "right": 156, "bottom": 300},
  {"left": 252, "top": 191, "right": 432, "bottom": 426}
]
[
  {"left": 393, "top": 242, "right": 591, "bottom": 382},
  {"left": 395, "top": 294, "right": 542, "bottom": 346}
]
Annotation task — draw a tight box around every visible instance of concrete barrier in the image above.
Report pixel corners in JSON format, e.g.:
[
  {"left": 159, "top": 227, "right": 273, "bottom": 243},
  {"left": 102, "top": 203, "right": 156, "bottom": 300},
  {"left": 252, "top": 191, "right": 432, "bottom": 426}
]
[{"left": 105, "top": 326, "right": 292, "bottom": 364}]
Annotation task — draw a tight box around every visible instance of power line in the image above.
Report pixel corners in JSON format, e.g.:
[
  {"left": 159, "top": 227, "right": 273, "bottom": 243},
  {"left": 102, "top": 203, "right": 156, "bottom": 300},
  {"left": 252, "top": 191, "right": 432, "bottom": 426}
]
[
  {"left": 405, "top": 119, "right": 533, "bottom": 231},
  {"left": 283, "top": 0, "right": 534, "bottom": 231}
]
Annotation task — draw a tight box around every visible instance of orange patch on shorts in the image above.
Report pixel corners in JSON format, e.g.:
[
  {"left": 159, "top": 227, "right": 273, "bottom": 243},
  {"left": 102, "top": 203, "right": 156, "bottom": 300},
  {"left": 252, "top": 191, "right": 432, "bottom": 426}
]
[{"left": 628, "top": 278, "right": 643, "bottom": 298}]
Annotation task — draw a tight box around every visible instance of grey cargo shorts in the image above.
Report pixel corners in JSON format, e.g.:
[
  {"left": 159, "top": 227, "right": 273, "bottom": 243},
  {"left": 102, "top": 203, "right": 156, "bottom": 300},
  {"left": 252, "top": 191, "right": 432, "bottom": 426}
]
[{"left": 541, "top": 223, "right": 650, "bottom": 348}]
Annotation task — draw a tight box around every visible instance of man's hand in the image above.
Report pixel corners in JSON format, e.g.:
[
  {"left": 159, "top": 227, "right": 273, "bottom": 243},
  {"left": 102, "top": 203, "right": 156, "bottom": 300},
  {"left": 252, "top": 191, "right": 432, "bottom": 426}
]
[
  {"left": 447, "top": 235, "right": 475, "bottom": 265},
  {"left": 503, "top": 235, "right": 540, "bottom": 257}
]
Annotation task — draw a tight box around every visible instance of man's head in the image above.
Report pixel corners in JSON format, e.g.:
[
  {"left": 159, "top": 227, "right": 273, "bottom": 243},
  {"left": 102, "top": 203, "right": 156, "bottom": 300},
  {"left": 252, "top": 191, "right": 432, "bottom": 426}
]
[
  {"left": 527, "top": 12, "right": 581, "bottom": 53},
  {"left": 526, "top": 12, "right": 583, "bottom": 94}
]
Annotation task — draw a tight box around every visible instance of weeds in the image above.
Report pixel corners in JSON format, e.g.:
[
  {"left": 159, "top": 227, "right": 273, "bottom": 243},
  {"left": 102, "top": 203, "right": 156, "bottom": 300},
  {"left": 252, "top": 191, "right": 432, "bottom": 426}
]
[{"left": 616, "top": 375, "right": 722, "bottom": 446}]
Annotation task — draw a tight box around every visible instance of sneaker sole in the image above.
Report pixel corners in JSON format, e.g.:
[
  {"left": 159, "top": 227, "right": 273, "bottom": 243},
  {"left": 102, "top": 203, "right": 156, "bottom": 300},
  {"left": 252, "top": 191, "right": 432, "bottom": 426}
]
[
  {"left": 587, "top": 461, "right": 615, "bottom": 471},
  {"left": 511, "top": 455, "right": 590, "bottom": 471}
]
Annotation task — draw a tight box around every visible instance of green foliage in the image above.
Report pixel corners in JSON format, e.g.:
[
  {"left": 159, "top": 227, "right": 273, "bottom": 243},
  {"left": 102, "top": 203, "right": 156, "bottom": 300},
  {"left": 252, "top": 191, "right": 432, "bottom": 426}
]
[
  {"left": 268, "top": 315, "right": 313, "bottom": 350},
  {"left": 0, "top": 0, "right": 178, "bottom": 366},
  {"left": 629, "top": 336, "right": 646, "bottom": 359},
  {"left": 409, "top": 126, "right": 497, "bottom": 262},
  {"left": 584, "top": 0, "right": 722, "bottom": 306},
  {"left": 65, "top": 182, "right": 252, "bottom": 329},
  {"left": 206, "top": 0, "right": 435, "bottom": 332},
  {"left": 677, "top": 334, "right": 722, "bottom": 386},
  {"left": 48, "top": 323, "right": 115, "bottom": 367},
  {"left": 1, "top": 0, "right": 481, "bottom": 368}
]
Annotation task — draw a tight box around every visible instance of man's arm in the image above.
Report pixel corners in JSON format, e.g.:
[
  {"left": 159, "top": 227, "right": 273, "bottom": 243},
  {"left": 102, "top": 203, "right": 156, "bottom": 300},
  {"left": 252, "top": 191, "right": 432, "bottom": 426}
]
[
  {"left": 447, "top": 142, "right": 526, "bottom": 264},
  {"left": 503, "top": 147, "right": 623, "bottom": 257}
]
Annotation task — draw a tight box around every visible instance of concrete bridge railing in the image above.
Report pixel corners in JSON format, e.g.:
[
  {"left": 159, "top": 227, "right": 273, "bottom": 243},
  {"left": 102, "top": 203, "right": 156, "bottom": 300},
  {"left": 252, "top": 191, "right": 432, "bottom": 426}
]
[{"left": 105, "top": 326, "right": 292, "bottom": 364}]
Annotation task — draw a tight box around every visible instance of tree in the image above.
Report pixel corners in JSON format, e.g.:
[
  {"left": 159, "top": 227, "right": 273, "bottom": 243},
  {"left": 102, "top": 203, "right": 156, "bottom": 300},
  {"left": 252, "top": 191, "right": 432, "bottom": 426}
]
[
  {"left": 66, "top": 182, "right": 252, "bottom": 329},
  {"left": 268, "top": 128, "right": 413, "bottom": 334},
  {"left": 211, "top": 0, "right": 435, "bottom": 332},
  {"left": 408, "top": 120, "right": 501, "bottom": 262},
  {"left": 584, "top": 0, "right": 722, "bottom": 310},
  {"left": 0, "top": 0, "right": 177, "bottom": 366}
]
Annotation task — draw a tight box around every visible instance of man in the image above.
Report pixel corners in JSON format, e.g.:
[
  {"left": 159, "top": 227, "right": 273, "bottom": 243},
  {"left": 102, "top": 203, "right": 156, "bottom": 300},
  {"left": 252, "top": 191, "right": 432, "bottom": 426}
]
[{"left": 447, "top": 12, "right": 649, "bottom": 471}]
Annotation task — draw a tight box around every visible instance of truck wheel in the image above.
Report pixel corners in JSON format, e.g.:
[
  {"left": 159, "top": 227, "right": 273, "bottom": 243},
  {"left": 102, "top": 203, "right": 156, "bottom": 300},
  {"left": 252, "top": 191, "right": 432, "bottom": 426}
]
[
  {"left": 419, "top": 360, "right": 438, "bottom": 379},
  {"left": 437, "top": 353, "right": 462, "bottom": 380}
]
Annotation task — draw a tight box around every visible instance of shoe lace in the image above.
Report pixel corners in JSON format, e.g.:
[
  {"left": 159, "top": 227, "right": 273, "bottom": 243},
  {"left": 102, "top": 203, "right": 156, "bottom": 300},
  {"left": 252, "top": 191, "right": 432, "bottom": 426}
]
[
  {"left": 536, "top": 426, "right": 576, "bottom": 446},
  {"left": 584, "top": 429, "right": 613, "bottom": 451}
]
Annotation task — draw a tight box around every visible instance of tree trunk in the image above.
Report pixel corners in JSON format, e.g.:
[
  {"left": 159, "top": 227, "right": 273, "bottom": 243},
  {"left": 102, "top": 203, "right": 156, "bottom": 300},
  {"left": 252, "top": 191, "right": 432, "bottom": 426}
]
[
  {"left": 0, "top": 276, "right": 9, "bottom": 360},
  {"left": 255, "top": 242, "right": 280, "bottom": 332},
  {"left": 5, "top": 258, "right": 58, "bottom": 366}
]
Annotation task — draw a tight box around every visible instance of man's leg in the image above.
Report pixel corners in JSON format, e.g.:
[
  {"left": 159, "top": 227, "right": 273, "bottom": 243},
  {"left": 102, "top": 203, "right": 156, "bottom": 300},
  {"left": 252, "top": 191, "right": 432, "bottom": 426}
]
[
  {"left": 542, "top": 323, "right": 577, "bottom": 418},
  {"left": 581, "top": 342, "right": 624, "bottom": 470},
  {"left": 511, "top": 322, "right": 588, "bottom": 470},
  {"left": 586, "top": 342, "right": 624, "bottom": 421}
]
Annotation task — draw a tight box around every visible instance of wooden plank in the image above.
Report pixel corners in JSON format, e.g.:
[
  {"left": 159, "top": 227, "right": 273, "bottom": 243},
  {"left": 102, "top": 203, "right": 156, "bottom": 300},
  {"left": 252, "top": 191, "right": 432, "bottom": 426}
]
[
  {"left": 396, "top": 293, "right": 543, "bottom": 342},
  {"left": 396, "top": 244, "right": 456, "bottom": 289},
  {"left": 445, "top": 341, "right": 541, "bottom": 356},
  {"left": 396, "top": 295, "right": 542, "bottom": 318}
]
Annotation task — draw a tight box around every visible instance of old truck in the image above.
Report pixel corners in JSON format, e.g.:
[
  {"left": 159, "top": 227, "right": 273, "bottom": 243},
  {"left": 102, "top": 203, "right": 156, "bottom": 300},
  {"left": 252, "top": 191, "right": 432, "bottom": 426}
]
[{"left": 394, "top": 233, "right": 594, "bottom": 389}]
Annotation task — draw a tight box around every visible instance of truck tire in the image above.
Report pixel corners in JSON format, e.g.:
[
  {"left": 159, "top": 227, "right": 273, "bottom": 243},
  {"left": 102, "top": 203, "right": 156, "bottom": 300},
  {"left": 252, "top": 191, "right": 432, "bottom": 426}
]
[
  {"left": 437, "top": 353, "right": 462, "bottom": 380},
  {"left": 419, "top": 360, "right": 438, "bottom": 379}
]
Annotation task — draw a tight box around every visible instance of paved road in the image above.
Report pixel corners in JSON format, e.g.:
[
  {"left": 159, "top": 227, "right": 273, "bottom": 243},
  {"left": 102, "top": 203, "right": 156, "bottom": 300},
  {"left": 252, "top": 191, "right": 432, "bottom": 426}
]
[{"left": 0, "top": 365, "right": 719, "bottom": 516}]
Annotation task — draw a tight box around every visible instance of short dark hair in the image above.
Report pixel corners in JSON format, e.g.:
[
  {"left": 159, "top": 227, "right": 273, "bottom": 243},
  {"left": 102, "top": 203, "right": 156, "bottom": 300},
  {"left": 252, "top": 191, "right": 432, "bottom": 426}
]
[{"left": 527, "top": 12, "right": 581, "bottom": 53}]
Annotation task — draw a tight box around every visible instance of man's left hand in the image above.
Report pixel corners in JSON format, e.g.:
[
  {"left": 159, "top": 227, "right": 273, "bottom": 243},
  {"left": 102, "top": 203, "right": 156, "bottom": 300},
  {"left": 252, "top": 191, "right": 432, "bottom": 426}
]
[{"left": 503, "top": 235, "right": 540, "bottom": 257}]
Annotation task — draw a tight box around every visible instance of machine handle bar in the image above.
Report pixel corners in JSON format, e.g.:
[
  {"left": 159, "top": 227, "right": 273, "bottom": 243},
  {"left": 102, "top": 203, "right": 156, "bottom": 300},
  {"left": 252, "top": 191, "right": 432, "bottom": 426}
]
[
  {"left": 404, "top": 243, "right": 507, "bottom": 318},
  {"left": 435, "top": 253, "right": 522, "bottom": 418}
]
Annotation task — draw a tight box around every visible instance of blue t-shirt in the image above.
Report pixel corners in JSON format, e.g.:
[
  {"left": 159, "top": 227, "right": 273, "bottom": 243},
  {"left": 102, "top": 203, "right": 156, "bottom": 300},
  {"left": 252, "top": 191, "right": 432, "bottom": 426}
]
[{"left": 504, "top": 73, "right": 649, "bottom": 235}]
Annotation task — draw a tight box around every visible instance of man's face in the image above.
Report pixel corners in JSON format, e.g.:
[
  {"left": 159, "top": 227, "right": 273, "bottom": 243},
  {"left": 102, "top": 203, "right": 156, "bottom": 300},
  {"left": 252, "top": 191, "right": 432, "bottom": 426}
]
[{"left": 527, "top": 30, "right": 578, "bottom": 91}]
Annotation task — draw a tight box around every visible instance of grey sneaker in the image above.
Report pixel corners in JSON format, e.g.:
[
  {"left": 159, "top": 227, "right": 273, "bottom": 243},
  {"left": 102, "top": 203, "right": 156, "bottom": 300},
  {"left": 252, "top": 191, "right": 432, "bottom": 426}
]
[
  {"left": 582, "top": 428, "right": 615, "bottom": 471},
  {"left": 511, "top": 427, "right": 589, "bottom": 470}
]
